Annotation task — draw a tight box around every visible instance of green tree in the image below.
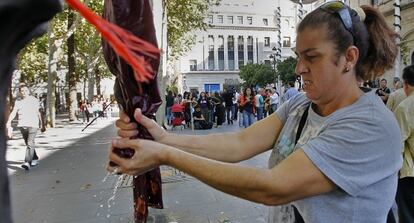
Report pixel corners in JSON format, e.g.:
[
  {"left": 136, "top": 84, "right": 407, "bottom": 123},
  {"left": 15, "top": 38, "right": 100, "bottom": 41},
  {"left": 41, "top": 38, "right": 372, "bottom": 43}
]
[
  {"left": 17, "top": 36, "right": 49, "bottom": 86},
  {"left": 167, "top": 0, "right": 220, "bottom": 59},
  {"left": 276, "top": 57, "right": 297, "bottom": 85},
  {"left": 239, "top": 63, "right": 277, "bottom": 87}
]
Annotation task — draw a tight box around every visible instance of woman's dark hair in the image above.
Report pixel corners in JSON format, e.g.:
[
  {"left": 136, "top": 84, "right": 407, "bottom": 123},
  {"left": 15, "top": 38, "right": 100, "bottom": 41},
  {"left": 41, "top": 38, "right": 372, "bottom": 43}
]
[
  {"left": 402, "top": 65, "right": 414, "bottom": 86},
  {"left": 243, "top": 87, "right": 254, "bottom": 100},
  {"left": 298, "top": 4, "right": 397, "bottom": 81}
]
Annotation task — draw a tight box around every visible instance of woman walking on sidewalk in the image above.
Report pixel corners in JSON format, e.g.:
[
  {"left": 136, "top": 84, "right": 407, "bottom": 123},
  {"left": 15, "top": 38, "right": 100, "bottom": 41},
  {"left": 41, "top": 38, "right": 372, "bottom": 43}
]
[
  {"left": 7, "top": 84, "right": 42, "bottom": 170},
  {"left": 239, "top": 87, "right": 256, "bottom": 128},
  {"left": 108, "top": 2, "right": 401, "bottom": 222}
]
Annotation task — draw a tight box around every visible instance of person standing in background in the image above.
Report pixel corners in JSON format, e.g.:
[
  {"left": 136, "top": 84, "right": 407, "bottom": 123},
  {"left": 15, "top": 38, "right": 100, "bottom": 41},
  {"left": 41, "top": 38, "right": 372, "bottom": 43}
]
[
  {"left": 387, "top": 79, "right": 406, "bottom": 113},
  {"left": 269, "top": 88, "right": 279, "bottom": 114},
  {"left": 223, "top": 89, "right": 235, "bottom": 125},
  {"left": 394, "top": 65, "right": 414, "bottom": 223},
  {"left": 375, "top": 78, "right": 391, "bottom": 104},
  {"left": 239, "top": 87, "right": 255, "bottom": 128},
  {"left": 6, "top": 84, "right": 42, "bottom": 170},
  {"left": 165, "top": 90, "right": 174, "bottom": 125},
  {"left": 284, "top": 81, "right": 299, "bottom": 102},
  {"left": 255, "top": 88, "right": 265, "bottom": 121}
]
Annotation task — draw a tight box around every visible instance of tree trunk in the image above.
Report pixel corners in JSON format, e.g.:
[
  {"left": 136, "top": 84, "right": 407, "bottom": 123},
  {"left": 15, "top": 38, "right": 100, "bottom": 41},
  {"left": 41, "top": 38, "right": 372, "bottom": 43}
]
[
  {"left": 95, "top": 68, "right": 101, "bottom": 96},
  {"left": 67, "top": 9, "right": 77, "bottom": 121},
  {"left": 87, "top": 56, "right": 95, "bottom": 101},
  {"left": 47, "top": 28, "right": 59, "bottom": 127}
]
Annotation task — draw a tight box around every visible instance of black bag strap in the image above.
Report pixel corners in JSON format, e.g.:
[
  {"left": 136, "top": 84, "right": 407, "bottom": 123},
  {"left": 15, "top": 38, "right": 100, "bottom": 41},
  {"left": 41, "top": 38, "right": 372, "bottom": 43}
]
[
  {"left": 295, "top": 104, "right": 310, "bottom": 145},
  {"left": 292, "top": 104, "right": 310, "bottom": 223}
]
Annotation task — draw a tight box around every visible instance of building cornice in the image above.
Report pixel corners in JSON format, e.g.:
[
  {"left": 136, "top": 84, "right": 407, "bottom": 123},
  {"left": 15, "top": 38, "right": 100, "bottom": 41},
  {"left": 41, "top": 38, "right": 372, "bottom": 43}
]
[
  {"left": 183, "top": 70, "right": 240, "bottom": 75},
  {"left": 208, "top": 25, "right": 277, "bottom": 32}
]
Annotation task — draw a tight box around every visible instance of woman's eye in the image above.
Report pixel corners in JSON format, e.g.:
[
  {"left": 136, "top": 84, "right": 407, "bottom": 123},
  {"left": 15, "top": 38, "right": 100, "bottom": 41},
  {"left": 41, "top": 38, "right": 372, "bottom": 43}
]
[{"left": 305, "top": 55, "right": 316, "bottom": 61}]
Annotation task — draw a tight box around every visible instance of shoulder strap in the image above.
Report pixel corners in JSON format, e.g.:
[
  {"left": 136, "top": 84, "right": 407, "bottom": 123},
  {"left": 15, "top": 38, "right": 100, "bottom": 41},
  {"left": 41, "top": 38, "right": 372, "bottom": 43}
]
[{"left": 295, "top": 104, "right": 310, "bottom": 145}]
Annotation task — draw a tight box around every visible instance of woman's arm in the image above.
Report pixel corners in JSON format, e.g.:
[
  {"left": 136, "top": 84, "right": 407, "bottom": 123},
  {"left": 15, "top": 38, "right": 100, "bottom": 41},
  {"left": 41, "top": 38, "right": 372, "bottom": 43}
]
[
  {"left": 164, "top": 114, "right": 281, "bottom": 162},
  {"left": 117, "top": 109, "right": 283, "bottom": 163},
  {"left": 108, "top": 139, "right": 336, "bottom": 205}
]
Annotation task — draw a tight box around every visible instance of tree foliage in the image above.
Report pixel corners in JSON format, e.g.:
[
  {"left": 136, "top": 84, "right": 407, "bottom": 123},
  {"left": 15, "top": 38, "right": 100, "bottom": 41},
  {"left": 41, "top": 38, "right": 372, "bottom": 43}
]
[
  {"left": 167, "top": 0, "right": 220, "bottom": 59},
  {"left": 239, "top": 63, "right": 277, "bottom": 87},
  {"left": 17, "top": 36, "right": 49, "bottom": 85},
  {"left": 276, "top": 57, "right": 297, "bottom": 85}
]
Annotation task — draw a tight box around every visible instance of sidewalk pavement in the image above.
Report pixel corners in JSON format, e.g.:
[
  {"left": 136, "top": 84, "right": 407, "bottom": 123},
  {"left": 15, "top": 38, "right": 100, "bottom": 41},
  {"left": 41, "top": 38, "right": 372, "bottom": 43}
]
[{"left": 7, "top": 116, "right": 269, "bottom": 223}]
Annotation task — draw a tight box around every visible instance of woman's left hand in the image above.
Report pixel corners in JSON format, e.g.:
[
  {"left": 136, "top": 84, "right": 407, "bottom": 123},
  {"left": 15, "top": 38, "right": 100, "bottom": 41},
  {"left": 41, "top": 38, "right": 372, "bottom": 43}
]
[{"left": 107, "top": 138, "right": 169, "bottom": 175}]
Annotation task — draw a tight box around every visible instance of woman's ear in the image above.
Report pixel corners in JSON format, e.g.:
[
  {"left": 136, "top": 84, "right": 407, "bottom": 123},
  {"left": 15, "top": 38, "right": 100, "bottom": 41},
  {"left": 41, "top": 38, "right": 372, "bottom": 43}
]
[{"left": 345, "top": 45, "right": 359, "bottom": 67}]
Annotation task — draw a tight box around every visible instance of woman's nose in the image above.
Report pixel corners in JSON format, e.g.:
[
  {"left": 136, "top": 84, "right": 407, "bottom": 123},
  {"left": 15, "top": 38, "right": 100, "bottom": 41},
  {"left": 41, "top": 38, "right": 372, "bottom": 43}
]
[{"left": 295, "top": 59, "right": 308, "bottom": 76}]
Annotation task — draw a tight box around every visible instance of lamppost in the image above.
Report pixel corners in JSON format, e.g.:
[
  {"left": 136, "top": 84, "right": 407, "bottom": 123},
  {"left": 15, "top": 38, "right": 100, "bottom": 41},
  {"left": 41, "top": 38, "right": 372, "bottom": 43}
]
[
  {"left": 269, "top": 46, "right": 283, "bottom": 104},
  {"left": 269, "top": 46, "right": 281, "bottom": 85}
]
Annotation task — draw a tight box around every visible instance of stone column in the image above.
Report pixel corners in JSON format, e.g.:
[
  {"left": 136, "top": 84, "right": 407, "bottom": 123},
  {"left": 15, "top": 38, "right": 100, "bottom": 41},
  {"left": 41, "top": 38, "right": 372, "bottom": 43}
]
[
  {"left": 253, "top": 36, "right": 258, "bottom": 63},
  {"left": 224, "top": 34, "right": 229, "bottom": 70},
  {"left": 214, "top": 35, "right": 219, "bottom": 70},
  {"left": 244, "top": 35, "right": 248, "bottom": 66},
  {"left": 235, "top": 36, "right": 239, "bottom": 70},
  {"left": 205, "top": 34, "right": 209, "bottom": 71}
]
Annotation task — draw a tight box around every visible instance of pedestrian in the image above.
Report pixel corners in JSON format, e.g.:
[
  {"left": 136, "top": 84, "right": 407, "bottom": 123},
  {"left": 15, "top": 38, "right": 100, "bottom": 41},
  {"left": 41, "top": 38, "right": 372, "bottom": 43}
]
[
  {"left": 255, "top": 88, "right": 265, "bottom": 121},
  {"left": 198, "top": 92, "right": 211, "bottom": 123},
  {"left": 269, "top": 88, "right": 279, "bottom": 114},
  {"left": 375, "top": 78, "right": 391, "bottom": 104},
  {"left": 7, "top": 84, "right": 42, "bottom": 170},
  {"left": 165, "top": 90, "right": 174, "bottom": 125},
  {"left": 223, "top": 89, "right": 235, "bottom": 125},
  {"left": 239, "top": 87, "right": 255, "bottom": 128},
  {"left": 109, "top": 2, "right": 401, "bottom": 222},
  {"left": 263, "top": 88, "right": 271, "bottom": 118},
  {"left": 386, "top": 79, "right": 406, "bottom": 113},
  {"left": 394, "top": 65, "right": 414, "bottom": 223},
  {"left": 284, "top": 81, "right": 299, "bottom": 102},
  {"left": 211, "top": 92, "right": 225, "bottom": 127}
]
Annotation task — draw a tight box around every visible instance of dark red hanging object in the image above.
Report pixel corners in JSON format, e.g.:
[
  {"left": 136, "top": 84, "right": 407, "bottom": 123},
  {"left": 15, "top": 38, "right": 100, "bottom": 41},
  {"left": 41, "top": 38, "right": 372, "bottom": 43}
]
[{"left": 65, "top": 0, "right": 164, "bottom": 222}]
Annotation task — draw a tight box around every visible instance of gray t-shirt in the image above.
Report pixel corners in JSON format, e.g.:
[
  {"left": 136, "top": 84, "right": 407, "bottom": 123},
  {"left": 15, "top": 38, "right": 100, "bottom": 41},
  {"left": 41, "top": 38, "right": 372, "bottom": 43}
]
[{"left": 269, "top": 92, "right": 402, "bottom": 223}]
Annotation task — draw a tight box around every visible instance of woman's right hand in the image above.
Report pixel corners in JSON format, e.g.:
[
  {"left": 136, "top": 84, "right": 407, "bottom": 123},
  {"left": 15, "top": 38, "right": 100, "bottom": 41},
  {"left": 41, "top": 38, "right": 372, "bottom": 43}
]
[{"left": 116, "top": 108, "right": 168, "bottom": 143}]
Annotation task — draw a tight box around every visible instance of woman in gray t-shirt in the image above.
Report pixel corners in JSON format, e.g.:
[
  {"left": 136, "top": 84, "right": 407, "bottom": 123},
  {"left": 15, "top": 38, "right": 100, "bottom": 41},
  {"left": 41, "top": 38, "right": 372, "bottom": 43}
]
[{"left": 109, "top": 2, "right": 402, "bottom": 223}]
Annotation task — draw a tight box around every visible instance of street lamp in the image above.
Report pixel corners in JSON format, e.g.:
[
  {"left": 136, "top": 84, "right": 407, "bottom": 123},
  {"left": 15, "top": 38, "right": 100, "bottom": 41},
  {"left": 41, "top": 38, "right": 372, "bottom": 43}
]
[
  {"left": 269, "top": 46, "right": 280, "bottom": 83},
  {"left": 269, "top": 46, "right": 278, "bottom": 70}
]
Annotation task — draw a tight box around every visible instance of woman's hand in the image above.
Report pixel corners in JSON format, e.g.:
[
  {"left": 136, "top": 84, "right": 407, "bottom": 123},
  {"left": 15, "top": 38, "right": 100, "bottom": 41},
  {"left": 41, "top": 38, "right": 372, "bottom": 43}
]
[
  {"left": 116, "top": 108, "right": 168, "bottom": 142},
  {"left": 107, "top": 138, "right": 170, "bottom": 175}
]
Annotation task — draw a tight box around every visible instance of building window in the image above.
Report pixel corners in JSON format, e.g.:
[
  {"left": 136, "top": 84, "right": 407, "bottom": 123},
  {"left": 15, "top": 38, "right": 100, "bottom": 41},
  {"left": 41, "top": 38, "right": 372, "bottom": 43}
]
[
  {"left": 227, "top": 16, "right": 233, "bottom": 24},
  {"left": 228, "top": 36, "right": 235, "bottom": 71},
  {"left": 218, "top": 15, "right": 223, "bottom": 24},
  {"left": 264, "top": 37, "right": 270, "bottom": 47},
  {"left": 247, "top": 36, "right": 253, "bottom": 64},
  {"left": 208, "top": 35, "right": 214, "bottom": 70},
  {"left": 237, "top": 16, "right": 243, "bottom": 24},
  {"left": 208, "top": 15, "right": 213, "bottom": 24},
  {"left": 238, "top": 36, "right": 244, "bottom": 68},
  {"left": 218, "top": 36, "right": 224, "bottom": 70},
  {"left": 247, "top": 16, "right": 252, "bottom": 25},
  {"left": 189, "top": 60, "right": 197, "bottom": 71},
  {"left": 263, "top": 18, "right": 268, "bottom": 26},
  {"left": 283, "top": 37, "right": 291, "bottom": 47}
]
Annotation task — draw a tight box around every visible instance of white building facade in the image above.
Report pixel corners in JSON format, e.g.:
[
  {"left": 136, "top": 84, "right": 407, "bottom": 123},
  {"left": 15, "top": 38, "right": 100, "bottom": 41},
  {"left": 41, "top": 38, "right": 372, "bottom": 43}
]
[{"left": 177, "top": 0, "right": 315, "bottom": 94}]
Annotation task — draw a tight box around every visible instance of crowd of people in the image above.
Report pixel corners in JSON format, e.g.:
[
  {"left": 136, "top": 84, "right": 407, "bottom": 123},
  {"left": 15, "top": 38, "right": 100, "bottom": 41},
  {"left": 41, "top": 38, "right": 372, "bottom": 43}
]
[
  {"left": 78, "top": 96, "right": 113, "bottom": 124},
  {"left": 165, "top": 84, "right": 300, "bottom": 130}
]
